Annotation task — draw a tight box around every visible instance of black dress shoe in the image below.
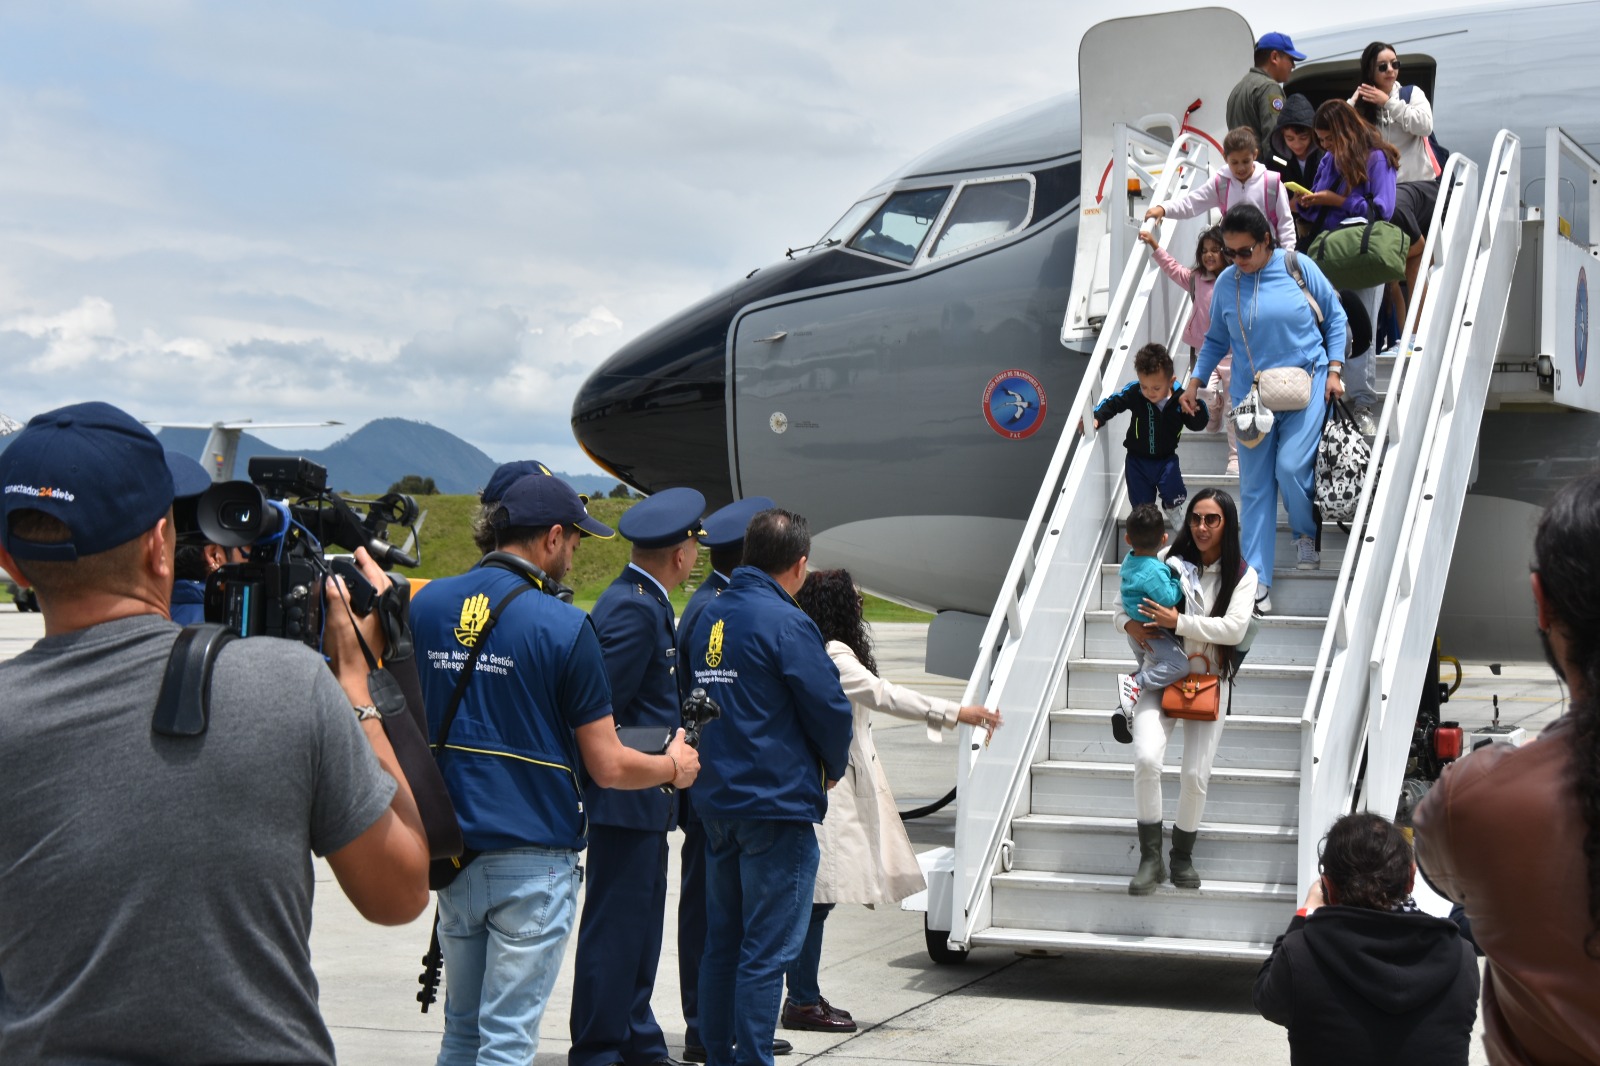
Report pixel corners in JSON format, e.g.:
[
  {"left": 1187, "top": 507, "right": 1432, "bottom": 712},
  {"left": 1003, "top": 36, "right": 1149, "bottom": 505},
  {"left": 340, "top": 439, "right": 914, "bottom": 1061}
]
[
  {"left": 781, "top": 999, "right": 857, "bottom": 1033},
  {"left": 682, "top": 1039, "right": 792, "bottom": 1062}
]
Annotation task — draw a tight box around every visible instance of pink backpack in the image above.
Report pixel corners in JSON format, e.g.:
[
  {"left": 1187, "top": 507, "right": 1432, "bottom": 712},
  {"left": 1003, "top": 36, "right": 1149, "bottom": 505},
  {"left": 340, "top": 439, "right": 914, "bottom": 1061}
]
[{"left": 1215, "top": 171, "right": 1281, "bottom": 232}]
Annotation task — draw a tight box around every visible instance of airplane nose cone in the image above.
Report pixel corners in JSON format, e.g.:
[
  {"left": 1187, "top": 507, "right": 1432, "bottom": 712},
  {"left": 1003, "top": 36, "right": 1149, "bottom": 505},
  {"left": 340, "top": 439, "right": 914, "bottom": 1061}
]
[{"left": 572, "top": 288, "right": 736, "bottom": 508}]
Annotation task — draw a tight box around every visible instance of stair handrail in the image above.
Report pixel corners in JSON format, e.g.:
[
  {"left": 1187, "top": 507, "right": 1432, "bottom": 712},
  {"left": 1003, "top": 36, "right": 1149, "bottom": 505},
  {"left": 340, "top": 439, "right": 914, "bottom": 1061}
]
[
  {"left": 1294, "top": 149, "right": 1484, "bottom": 891},
  {"left": 1363, "top": 131, "right": 1523, "bottom": 819},
  {"left": 948, "top": 125, "right": 1217, "bottom": 948}
]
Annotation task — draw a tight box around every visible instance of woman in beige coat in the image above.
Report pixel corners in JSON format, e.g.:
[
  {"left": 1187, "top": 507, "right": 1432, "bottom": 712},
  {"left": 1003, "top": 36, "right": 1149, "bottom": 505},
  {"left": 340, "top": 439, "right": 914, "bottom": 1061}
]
[{"left": 781, "top": 569, "right": 1001, "bottom": 1033}]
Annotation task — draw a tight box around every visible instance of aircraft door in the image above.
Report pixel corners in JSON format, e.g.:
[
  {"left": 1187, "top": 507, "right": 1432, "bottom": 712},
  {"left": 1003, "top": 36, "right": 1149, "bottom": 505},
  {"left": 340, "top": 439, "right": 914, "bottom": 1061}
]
[{"left": 1064, "top": 8, "right": 1254, "bottom": 350}]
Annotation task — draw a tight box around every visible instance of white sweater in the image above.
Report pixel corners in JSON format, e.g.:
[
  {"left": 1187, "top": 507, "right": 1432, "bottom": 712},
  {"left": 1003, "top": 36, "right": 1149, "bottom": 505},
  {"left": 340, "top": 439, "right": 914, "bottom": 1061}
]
[
  {"left": 1348, "top": 83, "right": 1439, "bottom": 183},
  {"left": 1161, "top": 161, "right": 1297, "bottom": 251}
]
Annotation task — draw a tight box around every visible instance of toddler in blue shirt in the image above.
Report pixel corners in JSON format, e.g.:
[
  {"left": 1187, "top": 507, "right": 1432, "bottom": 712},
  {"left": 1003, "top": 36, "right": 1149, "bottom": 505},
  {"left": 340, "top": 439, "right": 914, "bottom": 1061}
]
[{"left": 1114, "top": 503, "right": 1191, "bottom": 743}]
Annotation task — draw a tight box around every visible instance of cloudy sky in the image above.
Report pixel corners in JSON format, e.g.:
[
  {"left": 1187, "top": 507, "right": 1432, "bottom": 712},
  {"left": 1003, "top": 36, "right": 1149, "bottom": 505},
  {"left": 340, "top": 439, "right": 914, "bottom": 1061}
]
[{"left": 0, "top": 0, "right": 1487, "bottom": 477}]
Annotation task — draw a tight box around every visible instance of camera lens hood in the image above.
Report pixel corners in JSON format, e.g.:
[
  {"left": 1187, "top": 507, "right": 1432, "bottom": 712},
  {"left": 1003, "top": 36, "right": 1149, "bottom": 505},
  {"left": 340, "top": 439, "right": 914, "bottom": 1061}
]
[{"left": 196, "top": 480, "right": 281, "bottom": 548}]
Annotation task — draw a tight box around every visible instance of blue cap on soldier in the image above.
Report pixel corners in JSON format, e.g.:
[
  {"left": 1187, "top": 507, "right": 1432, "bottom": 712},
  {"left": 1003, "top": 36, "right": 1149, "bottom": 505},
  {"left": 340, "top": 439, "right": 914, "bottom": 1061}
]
[
  {"left": 1255, "top": 31, "right": 1306, "bottom": 61},
  {"left": 698, "top": 496, "right": 775, "bottom": 550},
  {"left": 618, "top": 487, "right": 706, "bottom": 549},
  {"left": 481, "top": 459, "right": 554, "bottom": 504},
  {"left": 0, "top": 401, "right": 202, "bottom": 562}
]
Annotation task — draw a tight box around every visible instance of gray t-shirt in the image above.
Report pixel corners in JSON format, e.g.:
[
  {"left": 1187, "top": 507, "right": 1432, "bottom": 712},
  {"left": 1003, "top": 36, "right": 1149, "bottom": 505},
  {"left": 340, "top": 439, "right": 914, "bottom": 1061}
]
[{"left": 0, "top": 615, "right": 396, "bottom": 1064}]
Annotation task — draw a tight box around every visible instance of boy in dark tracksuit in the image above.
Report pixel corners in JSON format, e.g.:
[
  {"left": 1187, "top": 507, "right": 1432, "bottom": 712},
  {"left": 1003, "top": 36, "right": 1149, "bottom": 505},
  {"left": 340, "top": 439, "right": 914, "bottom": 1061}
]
[{"left": 1093, "top": 343, "right": 1209, "bottom": 522}]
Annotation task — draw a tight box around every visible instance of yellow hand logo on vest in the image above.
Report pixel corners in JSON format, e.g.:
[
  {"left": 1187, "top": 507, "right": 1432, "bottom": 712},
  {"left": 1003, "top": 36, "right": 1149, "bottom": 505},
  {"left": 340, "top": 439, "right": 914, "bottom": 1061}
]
[
  {"left": 706, "top": 619, "right": 725, "bottom": 668},
  {"left": 455, "top": 593, "right": 491, "bottom": 647}
]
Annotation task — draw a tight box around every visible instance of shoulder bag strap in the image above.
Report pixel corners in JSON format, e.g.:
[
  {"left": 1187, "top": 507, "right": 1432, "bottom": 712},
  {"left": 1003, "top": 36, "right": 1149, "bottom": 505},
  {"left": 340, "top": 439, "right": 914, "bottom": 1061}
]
[
  {"left": 152, "top": 623, "right": 237, "bottom": 737},
  {"left": 432, "top": 581, "right": 537, "bottom": 754},
  {"left": 1282, "top": 249, "right": 1324, "bottom": 323}
]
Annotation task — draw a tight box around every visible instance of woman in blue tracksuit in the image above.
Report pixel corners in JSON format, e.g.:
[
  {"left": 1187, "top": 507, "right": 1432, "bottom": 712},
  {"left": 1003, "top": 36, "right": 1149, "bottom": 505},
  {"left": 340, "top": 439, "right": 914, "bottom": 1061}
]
[{"left": 1182, "top": 203, "right": 1347, "bottom": 614}]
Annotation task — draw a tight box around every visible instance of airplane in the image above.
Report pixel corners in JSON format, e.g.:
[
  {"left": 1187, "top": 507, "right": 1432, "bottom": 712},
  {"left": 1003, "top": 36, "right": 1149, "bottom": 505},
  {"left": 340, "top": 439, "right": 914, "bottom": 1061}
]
[
  {"left": 571, "top": 0, "right": 1600, "bottom": 672},
  {"left": 144, "top": 419, "right": 343, "bottom": 482}
]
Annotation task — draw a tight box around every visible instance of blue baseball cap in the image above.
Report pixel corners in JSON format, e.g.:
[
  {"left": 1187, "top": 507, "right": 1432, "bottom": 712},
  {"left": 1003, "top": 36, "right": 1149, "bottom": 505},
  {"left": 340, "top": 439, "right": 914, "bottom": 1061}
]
[
  {"left": 1256, "top": 32, "right": 1305, "bottom": 61},
  {"left": 167, "top": 451, "right": 213, "bottom": 499},
  {"left": 618, "top": 486, "right": 705, "bottom": 549},
  {"left": 0, "top": 401, "right": 200, "bottom": 562},
  {"left": 481, "top": 459, "right": 554, "bottom": 504},
  {"left": 494, "top": 474, "right": 614, "bottom": 539},
  {"left": 698, "top": 496, "right": 775, "bottom": 549}
]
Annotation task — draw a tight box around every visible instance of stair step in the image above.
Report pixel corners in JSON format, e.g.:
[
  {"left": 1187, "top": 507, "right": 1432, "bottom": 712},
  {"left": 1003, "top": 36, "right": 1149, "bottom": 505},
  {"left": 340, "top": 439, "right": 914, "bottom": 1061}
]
[
  {"left": 990, "top": 870, "right": 1296, "bottom": 942},
  {"left": 1066, "top": 658, "right": 1315, "bottom": 717},
  {"left": 969, "top": 926, "right": 1273, "bottom": 960},
  {"left": 1098, "top": 564, "right": 1338, "bottom": 617},
  {"left": 1010, "top": 813, "right": 1298, "bottom": 882},
  {"left": 1081, "top": 609, "right": 1326, "bottom": 665},
  {"left": 1048, "top": 710, "right": 1301, "bottom": 771},
  {"left": 1031, "top": 760, "right": 1301, "bottom": 825}
]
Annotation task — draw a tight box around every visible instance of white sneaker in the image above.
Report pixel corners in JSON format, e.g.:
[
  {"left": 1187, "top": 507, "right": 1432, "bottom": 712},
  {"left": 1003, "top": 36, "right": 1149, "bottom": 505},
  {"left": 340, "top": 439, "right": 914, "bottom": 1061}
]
[
  {"left": 1353, "top": 407, "right": 1379, "bottom": 437},
  {"left": 1117, "top": 673, "right": 1142, "bottom": 716},
  {"left": 1255, "top": 587, "right": 1272, "bottom": 615},
  {"left": 1224, "top": 458, "right": 1239, "bottom": 477},
  {"left": 1296, "top": 535, "right": 1320, "bottom": 571}
]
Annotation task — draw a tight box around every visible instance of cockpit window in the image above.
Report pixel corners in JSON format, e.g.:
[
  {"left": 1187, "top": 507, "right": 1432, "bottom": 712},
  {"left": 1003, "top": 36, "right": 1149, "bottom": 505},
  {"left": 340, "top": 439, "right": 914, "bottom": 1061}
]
[
  {"left": 848, "top": 187, "right": 951, "bottom": 264},
  {"left": 928, "top": 177, "right": 1033, "bottom": 260},
  {"left": 813, "top": 197, "right": 881, "bottom": 254}
]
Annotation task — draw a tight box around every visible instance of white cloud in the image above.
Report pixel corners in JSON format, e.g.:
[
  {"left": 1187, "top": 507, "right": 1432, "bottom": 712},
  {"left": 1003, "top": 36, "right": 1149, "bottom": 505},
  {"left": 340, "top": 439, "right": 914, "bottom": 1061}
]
[{"left": 568, "top": 306, "right": 622, "bottom": 340}]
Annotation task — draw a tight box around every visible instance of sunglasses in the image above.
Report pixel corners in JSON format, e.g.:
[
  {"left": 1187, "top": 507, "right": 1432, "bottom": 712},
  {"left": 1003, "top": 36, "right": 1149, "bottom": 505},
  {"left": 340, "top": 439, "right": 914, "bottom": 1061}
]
[
  {"left": 1221, "top": 241, "right": 1261, "bottom": 260},
  {"left": 1377, "top": 60, "right": 1400, "bottom": 72},
  {"left": 1188, "top": 512, "right": 1224, "bottom": 528}
]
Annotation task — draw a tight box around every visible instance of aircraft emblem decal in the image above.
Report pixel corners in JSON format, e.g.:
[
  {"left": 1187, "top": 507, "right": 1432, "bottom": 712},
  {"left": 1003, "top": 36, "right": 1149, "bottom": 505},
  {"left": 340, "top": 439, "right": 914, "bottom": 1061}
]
[
  {"left": 706, "top": 619, "right": 725, "bottom": 667},
  {"left": 769, "top": 412, "right": 789, "bottom": 434},
  {"left": 1577, "top": 267, "right": 1589, "bottom": 387},
  {"left": 982, "top": 370, "right": 1048, "bottom": 440},
  {"left": 454, "top": 593, "right": 491, "bottom": 647}
]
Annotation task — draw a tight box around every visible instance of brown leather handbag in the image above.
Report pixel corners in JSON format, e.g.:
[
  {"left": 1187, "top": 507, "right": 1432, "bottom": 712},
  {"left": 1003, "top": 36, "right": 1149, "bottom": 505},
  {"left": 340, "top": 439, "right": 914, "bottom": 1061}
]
[{"left": 1162, "top": 653, "right": 1222, "bottom": 721}]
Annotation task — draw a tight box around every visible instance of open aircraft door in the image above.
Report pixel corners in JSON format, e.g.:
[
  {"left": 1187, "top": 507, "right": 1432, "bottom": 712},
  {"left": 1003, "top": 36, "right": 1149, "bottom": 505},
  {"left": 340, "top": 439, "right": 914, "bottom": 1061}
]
[{"left": 1062, "top": 8, "right": 1253, "bottom": 351}]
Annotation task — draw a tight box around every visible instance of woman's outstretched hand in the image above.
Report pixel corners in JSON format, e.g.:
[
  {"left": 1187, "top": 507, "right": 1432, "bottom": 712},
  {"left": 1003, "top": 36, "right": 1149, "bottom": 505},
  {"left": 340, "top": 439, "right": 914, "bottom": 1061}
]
[{"left": 957, "top": 705, "right": 1003, "bottom": 737}]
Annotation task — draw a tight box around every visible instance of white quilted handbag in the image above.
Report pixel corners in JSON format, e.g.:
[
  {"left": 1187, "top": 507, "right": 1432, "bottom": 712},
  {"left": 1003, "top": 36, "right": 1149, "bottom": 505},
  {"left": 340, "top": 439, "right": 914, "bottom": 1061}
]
[{"left": 1316, "top": 401, "right": 1372, "bottom": 522}]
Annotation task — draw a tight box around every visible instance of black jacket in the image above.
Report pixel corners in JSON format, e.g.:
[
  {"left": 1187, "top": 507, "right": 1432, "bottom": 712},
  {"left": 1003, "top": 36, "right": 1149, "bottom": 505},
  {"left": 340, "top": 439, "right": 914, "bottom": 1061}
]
[
  {"left": 1092, "top": 380, "right": 1207, "bottom": 459},
  {"left": 1268, "top": 94, "right": 1326, "bottom": 190},
  {"left": 1254, "top": 906, "right": 1480, "bottom": 1066}
]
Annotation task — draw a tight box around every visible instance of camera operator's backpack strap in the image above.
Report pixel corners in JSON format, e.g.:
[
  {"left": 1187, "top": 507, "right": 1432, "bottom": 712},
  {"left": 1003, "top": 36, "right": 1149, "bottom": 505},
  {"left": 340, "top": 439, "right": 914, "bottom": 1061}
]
[{"left": 152, "top": 623, "right": 237, "bottom": 737}]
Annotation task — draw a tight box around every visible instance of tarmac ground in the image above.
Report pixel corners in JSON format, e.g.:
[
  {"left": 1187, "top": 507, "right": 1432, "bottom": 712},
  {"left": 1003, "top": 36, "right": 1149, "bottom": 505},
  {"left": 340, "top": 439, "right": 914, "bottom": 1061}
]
[{"left": 0, "top": 613, "right": 1567, "bottom": 1064}]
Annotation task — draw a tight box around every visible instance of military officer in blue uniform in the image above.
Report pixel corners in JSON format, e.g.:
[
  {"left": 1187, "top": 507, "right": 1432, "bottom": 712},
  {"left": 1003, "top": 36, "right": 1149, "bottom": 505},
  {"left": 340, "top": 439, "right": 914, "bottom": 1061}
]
[
  {"left": 570, "top": 487, "right": 707, "bottom": 1066},
  {"left": 673, "top": 497, "right": 784, "bottom": 1064}
]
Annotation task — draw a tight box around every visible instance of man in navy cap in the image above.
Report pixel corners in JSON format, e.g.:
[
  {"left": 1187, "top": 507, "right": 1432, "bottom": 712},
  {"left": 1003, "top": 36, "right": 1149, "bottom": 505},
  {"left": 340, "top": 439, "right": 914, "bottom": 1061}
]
[
  {"left": 673, "top": 496, "right": 785, "bottom": 1065},
  {"left": 167, "top": 451, "right": 236, "bottom": 625},
  {"left": 570, "top": 486, "right": 707, "bottom": 1066},
  {"left": 411, "top": 474, "right": 701, "bottom": 1066},
  {"left": 0, "top": 401, "right": 430, "bottom": 1064},
  {"left": 472, "top": 459, "right": 554, "bottom": 554},
  {"left": 1228, "top": 31, "right": 1306, "bottom": 146},
  {"left": 682, "top": 508, "right": 853, "bottom": 1066}
]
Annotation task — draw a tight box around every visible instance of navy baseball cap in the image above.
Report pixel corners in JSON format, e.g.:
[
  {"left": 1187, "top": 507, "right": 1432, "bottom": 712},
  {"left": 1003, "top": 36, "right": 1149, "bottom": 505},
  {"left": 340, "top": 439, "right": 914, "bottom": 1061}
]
[
  {"left": 494, "top": 474, "right": 613, "bottom": 539},
  {"left": 618, "top": 487, "right": 706, "bottom": 549},
  {"left": 481, "top": 459, "right": 554, "bottom": 504},
  {"left": 1256, "top": 32, "right": 1305, "bottom": 61},
  {"left": 698, "top": 496, "right": 775, "bottom": 549},
  {"left": 0, "top": 401, "right": 200, "bottom": 562},
  {"left": 167, "top": 452, "right": 213, "bottom": 499}
]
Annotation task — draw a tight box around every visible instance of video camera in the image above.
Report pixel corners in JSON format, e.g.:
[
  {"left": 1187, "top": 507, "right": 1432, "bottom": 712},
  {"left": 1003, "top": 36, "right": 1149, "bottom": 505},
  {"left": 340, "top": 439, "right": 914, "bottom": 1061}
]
[
  {"left": 680, "top": 687, "right": 721, "bottom": 748},
  {"left": 188, "top": 456, "right": 421, "bottom": 647}
]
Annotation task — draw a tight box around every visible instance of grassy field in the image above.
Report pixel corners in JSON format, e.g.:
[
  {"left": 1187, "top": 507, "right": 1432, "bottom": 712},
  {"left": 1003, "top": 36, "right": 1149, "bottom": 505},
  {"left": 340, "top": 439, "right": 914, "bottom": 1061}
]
[{"left": 403, "top": 494, "right": 931, "bottom": 622}]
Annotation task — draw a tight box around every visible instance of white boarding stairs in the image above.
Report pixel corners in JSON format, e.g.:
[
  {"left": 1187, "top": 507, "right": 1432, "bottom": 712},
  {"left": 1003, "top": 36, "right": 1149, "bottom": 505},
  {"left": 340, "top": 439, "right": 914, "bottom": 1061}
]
[{"left": 938, "top": 128, "right": 1529, "bottom": 961}]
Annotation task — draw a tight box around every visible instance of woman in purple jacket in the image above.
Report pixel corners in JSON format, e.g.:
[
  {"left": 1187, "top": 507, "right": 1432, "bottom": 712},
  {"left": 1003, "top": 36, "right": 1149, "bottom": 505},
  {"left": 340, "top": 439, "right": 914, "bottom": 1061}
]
[{"left": 1293, "top": 100, "right": 1399, "bottom": 435}]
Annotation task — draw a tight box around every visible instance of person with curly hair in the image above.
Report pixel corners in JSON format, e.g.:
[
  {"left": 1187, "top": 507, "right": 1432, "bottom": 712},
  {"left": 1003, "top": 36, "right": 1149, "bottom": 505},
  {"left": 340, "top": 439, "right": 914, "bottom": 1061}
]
[
  {"left": 780, "top": 569, "right": 999, "bottom": 1034},
  {"left": 1414, "top": 471, "right": 1600, "bottom": 1064}
]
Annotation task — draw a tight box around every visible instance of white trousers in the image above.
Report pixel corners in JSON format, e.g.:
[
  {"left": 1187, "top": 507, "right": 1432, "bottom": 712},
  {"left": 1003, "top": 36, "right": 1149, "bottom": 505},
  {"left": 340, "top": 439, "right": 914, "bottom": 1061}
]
[{"left": 1130, "top": 694, "right": 1225, "bottom": 832}]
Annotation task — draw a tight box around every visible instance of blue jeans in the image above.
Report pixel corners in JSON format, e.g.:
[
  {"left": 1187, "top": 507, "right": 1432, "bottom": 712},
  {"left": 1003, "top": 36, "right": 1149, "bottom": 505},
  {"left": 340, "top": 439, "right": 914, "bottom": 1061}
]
[
  {"left": 1125, "top": 452, "right": 1187, "bottom": 509},
  {"left": 700, "top": 819, "right": 820, "bottom": 1066},
  {"left": 782, "top": 902, "right": 834, "bottom": 1006},
  {"left": 435, "top": 846, "right": 582, "bottom": 1066}
]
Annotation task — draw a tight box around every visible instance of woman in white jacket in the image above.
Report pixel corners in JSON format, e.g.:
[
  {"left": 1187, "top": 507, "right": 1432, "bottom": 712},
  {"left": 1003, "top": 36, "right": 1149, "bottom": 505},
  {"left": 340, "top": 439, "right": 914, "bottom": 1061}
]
[
  {"left": 779, "top": 569, "right": 1000, "bottom": 1033},
  {"left": 1112, "top": 488, "right": 1257, "bottom": 895},
  {"left": 1350, "top": 42, "right": 1440, "bottom": 183}
]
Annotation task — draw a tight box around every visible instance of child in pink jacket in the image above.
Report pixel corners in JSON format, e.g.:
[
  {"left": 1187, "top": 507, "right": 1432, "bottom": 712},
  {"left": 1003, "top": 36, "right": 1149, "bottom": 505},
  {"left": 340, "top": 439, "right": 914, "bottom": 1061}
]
[
  {"left": 1139, "top": 224, "right": 1239, "bottom": 474},
  {"left": 1145, "top": 126, "right": 1297, "bottom": 252}
]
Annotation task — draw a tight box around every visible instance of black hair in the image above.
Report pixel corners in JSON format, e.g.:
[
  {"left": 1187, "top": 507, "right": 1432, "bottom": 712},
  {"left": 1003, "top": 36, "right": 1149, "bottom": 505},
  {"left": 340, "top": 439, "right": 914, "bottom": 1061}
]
[
  {"left": 742, "top": 508, "right": 810, "bottom": 575},
  {"left": 796, "top": 568, "right": 877, "bottom": 675},
  {"left": 709, "top": 544, "right": 743, "bottom": 577},
  {"left": 175, "top": 544, "right": 210, "bottom": 583},
  {"left": 1166, "top": 489, "right": 1246, "bottom": 680},
  {"left": 1253, "top": 47, "right": 1273, "bottom": 68},
  {"left": 1355, "top": 41, "right": 1399, "bottom": 126},
  {"left": 1532, "top": 470, "right": 1600, "bottom": 957},
  {"left": 1125, "top": 503, "right": 1166, "bottom": 551},
  {"left": 1221, "top": 202, "right": 1272, "bottom": 244},
  {"left": 1193, "top": 225, "right": 1224, "bottom": 278},
  {"left": 1133, "top": 343, "right": 1174, "bottom": 378},
  {"left": 1320, "top": 812, "right": 1413, "bottom": 910}
]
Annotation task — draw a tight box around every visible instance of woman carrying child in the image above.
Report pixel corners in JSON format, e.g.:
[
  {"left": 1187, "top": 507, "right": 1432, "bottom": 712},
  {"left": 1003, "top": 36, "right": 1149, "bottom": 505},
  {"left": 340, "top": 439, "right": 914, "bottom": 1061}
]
[
  {"left": 1139, "top": 225, "right": 1238, "bottom": 474},
  {"left": 1145, "top": 126, "right": 1297, "bottom": 252},
  {"left": 1113, "top": 489, "right": 1257, "bottom": 894}
]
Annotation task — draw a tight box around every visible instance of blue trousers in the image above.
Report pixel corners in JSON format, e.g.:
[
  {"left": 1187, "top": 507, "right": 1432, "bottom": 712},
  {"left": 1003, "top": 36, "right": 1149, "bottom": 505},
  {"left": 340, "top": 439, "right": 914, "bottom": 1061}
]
[
  {"left": 568, "top": 825, "right": 669, "bottom": 1066},
  {"left": 700, "top": 819, "right": 819, "bottom": 1066},
  {"left": 1125, "top": 452, "right": 1187, "bottom": 509},
  {"left": 678, "top": 816, "right": 707, "bottom": 1047},
  {"left": 1236, "top": 368, "right": 1327, "bottom": 588},
  {"left": 782, "top": 902, "right": 835, "bottom": 1006}
]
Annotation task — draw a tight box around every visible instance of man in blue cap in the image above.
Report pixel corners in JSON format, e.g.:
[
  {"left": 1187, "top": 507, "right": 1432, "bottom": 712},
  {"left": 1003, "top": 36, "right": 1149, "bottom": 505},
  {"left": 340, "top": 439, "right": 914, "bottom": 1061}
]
[
  {"left": 412, "top": 473, "right": 701, "bottom": 1066},
  {"left": 168, "top": 451, "right": 236, "bottom": 625},
  {"left": 570, "top": 486, "right": 707, "bottom": 1066},
  {"left": 673, "top": 496, "right": 786, "bottom": 1065},
  {"left": 473, "top": 459, "right": 554, "bottom": 554},
  {"left": 1228, "top": 31, "right": 1306, "bottom": 146},
  {"left": 682, "top": 508, "right": 853, "bottom": 1066},
  {"left": 0, "top": 401, "right": 429, "bottom": 1064}
]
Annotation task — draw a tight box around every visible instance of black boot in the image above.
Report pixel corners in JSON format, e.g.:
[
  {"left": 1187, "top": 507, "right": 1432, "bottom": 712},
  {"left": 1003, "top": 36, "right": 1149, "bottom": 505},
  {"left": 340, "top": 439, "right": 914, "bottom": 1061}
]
[
  {"left": 1169, "top": 827, "right": 1201, "bottom": 889},
  {"left": 1128, "top": 821, "right": 1166, "bottom": 896}
]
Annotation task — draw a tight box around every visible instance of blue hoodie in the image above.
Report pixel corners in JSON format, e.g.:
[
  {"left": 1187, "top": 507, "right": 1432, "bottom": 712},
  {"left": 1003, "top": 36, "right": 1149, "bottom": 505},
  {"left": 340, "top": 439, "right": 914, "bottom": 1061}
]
[{"left": 1194, "top": 249, "right": 1348, "bottom": 402}]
